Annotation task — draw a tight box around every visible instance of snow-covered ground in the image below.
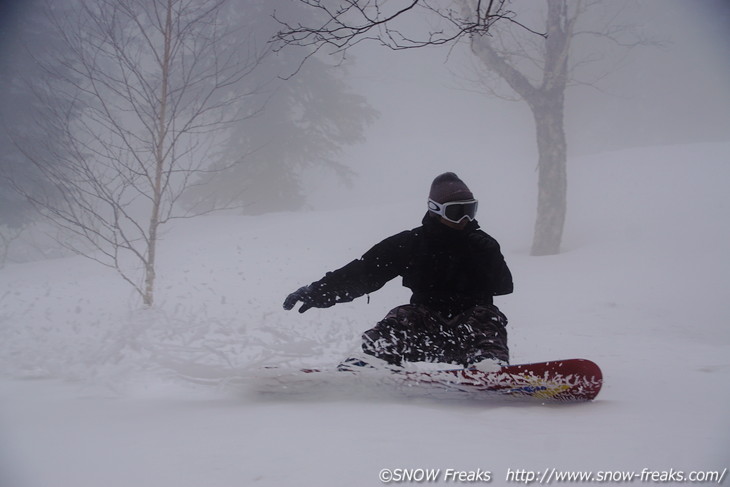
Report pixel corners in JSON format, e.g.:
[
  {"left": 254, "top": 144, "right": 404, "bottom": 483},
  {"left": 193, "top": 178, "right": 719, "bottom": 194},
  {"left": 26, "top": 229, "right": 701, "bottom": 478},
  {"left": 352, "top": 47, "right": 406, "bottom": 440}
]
[{"left": 1, "top": 142, "right": 728, "bottom": 486}]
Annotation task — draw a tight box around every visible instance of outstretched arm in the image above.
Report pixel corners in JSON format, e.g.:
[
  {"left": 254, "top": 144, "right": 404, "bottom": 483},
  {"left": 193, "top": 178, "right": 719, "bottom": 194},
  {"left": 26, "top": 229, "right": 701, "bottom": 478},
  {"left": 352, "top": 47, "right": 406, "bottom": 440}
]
[{"left": 283, "top": 231, "right": 411, "bottom": 313}]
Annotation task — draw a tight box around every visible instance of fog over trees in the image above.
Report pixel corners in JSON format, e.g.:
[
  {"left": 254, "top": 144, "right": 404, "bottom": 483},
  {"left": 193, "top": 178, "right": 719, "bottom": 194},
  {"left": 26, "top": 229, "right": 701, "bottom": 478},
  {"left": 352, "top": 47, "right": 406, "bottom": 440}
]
[
  {"left": 1, "top": 0, "right": 728, "bottom": 297},
  {"left": 0, "top": 0, "right": 375, "bottom": 302},
  {"left": 273, "top": 0, "right": 727, "bottom": 255}
]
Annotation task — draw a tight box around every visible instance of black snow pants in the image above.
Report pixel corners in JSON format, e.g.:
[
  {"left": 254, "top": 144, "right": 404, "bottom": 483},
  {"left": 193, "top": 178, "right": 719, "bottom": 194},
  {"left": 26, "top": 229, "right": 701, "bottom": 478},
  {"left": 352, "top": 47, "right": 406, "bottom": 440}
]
[{"left": 361, "top": 304, "right": 509, "bottom": 367}]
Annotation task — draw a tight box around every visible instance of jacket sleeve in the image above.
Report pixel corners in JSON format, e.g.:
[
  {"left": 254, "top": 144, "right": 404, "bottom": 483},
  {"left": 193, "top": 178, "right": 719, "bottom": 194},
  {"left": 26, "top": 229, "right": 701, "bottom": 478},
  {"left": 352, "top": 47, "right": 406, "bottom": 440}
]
[
  {"left": 467, "top": 230, "right": 514, "bottom": 296},
  {"left": 491, "top": 253, "right": 514, "bottom": 296},
  {"left": 305, "top": 231, "right": 412, "bottom": 308}
]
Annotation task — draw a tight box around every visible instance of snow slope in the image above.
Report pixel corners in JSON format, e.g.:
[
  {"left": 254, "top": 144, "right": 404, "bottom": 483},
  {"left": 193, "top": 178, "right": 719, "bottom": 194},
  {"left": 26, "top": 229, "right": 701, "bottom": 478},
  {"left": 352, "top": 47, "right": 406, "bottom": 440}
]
[{"left": 1, "top": 143, "right": 729, "bottom": 486}]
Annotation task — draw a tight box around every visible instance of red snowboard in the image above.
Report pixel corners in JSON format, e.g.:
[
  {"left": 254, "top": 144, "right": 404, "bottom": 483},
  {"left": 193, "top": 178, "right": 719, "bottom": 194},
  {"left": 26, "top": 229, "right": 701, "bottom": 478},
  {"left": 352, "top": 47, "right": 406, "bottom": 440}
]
[{"left": 261, "top": 358, "right": 603, "bottom": 402}]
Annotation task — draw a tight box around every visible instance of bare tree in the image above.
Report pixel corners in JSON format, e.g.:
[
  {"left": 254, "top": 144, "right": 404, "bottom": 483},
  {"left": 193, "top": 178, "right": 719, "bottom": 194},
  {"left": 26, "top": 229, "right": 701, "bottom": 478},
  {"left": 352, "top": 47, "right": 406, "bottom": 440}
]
[
  {"left": 465, "top": 0, "right": 653, "bottom": 255},
  {"left": 275, "top": 0, "right": 650, "bottom": 255},
  {"left": 469, "top": 0, "right": 574, "bottom": 255},
  {"left": 15, "top": 0, "right": 264, "bottom": 306}
]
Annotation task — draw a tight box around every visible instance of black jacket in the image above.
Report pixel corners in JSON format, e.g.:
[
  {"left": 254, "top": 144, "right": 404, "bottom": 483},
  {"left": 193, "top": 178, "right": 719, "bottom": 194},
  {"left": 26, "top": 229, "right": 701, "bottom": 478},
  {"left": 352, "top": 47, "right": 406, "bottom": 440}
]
[{"left": 305, "top": 214, "right": 513, "bottom": 318}]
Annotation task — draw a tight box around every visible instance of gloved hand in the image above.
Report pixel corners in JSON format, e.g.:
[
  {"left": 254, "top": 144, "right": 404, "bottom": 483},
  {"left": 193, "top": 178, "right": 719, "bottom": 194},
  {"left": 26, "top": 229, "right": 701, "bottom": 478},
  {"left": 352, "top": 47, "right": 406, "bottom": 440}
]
[
  {"left": 283, "top": 285, "right": 315, "bottom": 313},
  {"left": 466, "top": 230, "right": 497, "bottom": 253}
]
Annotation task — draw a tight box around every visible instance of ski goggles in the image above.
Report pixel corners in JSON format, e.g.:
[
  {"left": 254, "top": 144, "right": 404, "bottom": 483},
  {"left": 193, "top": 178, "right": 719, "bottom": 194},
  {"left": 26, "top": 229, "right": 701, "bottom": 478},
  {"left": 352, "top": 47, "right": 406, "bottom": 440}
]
[{"left": 427, "top": 198, "right": 478, "bottom": 223}]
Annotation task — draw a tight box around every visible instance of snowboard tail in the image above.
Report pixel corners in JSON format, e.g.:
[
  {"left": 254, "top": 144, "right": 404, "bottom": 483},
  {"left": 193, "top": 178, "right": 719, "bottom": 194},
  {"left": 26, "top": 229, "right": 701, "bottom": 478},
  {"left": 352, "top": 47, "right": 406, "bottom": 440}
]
[{"left": 400, "top": 359, "right": 603, "bottom": 402}]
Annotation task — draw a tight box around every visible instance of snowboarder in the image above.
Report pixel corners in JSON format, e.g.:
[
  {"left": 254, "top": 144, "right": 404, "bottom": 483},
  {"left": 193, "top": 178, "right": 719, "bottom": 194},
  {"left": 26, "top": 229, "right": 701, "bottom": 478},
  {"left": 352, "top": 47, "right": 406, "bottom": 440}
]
[{"left": 283, "top": 172, "right": 513, "bottom": 372}]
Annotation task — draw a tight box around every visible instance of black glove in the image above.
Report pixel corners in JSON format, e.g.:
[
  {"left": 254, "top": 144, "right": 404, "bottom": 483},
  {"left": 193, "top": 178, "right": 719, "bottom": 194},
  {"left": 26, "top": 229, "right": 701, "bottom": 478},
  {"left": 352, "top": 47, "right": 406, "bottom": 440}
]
[
  {"left": 466, "top": 230, "right": 498, "bottom": 254},
  {"left": 283, "top": 285, "right": 315, "bottom": 313}
]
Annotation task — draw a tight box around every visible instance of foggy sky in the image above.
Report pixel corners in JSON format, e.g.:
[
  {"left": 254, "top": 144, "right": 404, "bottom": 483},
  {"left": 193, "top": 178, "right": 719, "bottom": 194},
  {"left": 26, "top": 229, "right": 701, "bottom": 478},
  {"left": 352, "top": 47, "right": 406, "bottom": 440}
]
[{"left": 1, "top": 0, "right": 728, "bottom": 212}]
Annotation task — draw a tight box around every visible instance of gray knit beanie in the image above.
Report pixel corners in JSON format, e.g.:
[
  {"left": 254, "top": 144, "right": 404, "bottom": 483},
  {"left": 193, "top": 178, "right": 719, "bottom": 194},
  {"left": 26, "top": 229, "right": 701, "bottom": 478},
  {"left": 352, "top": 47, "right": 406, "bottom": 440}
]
[{"left": 428, "top": 172, "right": 474, "bottom": 203}]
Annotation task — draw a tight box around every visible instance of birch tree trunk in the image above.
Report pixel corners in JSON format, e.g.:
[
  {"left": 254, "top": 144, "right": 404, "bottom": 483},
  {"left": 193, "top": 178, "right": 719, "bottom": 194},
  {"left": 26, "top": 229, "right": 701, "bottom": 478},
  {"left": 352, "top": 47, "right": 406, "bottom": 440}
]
[{"left": 144, "top": 0, "right": 174, "bottom": 307}]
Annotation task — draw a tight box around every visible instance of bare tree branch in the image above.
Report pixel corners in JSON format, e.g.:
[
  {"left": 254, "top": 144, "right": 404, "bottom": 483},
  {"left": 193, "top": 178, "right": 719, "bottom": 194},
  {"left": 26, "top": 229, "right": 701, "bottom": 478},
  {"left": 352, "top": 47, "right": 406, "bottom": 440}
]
[{"left": 272, "top": 0, "right": 543, "bottom": 59}]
